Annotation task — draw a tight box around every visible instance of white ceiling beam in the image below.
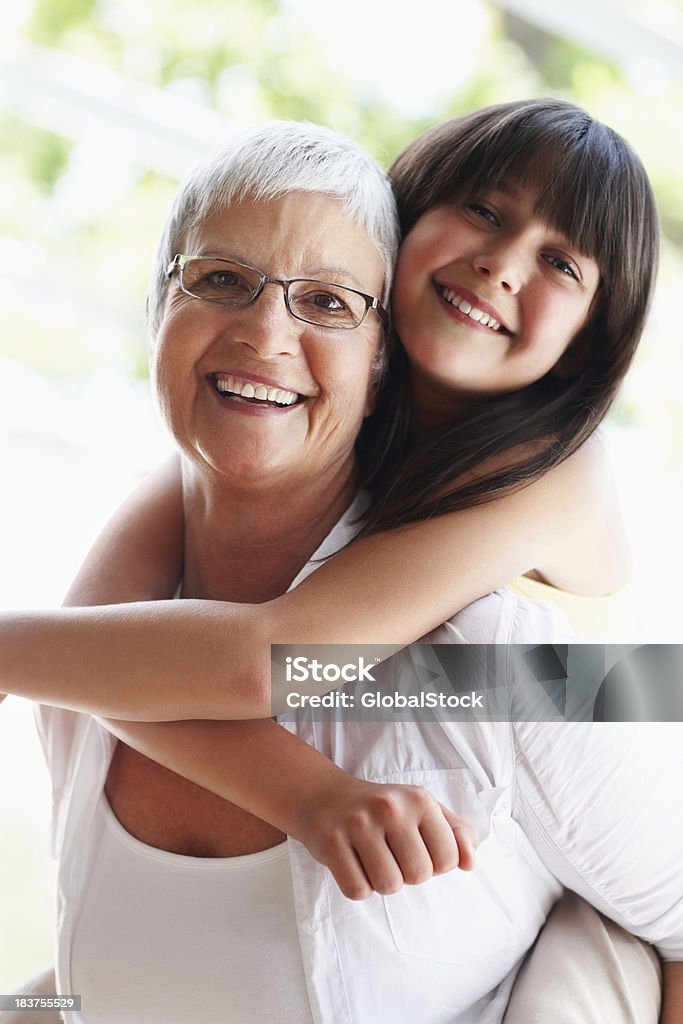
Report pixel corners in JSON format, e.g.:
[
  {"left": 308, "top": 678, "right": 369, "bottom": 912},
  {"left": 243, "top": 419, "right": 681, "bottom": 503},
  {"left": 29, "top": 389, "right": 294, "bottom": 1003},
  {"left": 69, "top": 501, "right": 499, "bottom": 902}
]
[
  {"left": 496, "top": 0, "right": 683, "bottom": 76},
  {"left": 0, "top": 35, "right": 236, "bottom": 179}
]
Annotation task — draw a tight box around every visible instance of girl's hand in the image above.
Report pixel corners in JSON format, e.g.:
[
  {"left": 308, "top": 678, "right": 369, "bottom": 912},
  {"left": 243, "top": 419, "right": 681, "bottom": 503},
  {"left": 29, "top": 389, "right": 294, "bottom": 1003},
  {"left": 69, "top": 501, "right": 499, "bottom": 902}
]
[{"left": 294, "top": 776, "right": 478, "bottom": 900}]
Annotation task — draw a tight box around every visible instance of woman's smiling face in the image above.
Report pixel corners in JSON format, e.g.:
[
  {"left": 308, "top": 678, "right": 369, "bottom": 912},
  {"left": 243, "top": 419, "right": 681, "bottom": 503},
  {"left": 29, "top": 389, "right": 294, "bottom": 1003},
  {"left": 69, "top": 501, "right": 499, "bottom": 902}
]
[
  {"left": 391, "top": 182, "right": 601, "bottom": 425},
  {"left": 151, "top": 192, "right": 386, "bottom": 492}
]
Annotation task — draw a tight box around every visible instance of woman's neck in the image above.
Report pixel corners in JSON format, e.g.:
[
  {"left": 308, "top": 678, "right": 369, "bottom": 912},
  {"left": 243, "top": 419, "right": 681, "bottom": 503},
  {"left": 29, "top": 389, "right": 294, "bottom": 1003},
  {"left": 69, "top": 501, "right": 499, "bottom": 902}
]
[{"left": 180, "top": 461, "right": 358, "bottom": 604}]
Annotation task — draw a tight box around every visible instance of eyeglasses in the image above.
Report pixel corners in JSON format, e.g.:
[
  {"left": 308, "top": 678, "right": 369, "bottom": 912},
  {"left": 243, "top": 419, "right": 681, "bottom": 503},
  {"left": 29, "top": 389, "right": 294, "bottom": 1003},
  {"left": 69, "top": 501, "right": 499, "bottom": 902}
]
[{"left": 166, "top": 254, "right": 388, "bottom": 331}]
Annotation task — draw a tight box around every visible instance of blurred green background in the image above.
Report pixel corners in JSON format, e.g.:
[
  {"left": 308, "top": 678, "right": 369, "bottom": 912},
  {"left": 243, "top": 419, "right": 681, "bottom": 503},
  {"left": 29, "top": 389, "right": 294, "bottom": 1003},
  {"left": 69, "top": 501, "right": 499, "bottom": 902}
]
[{"left": 0, "top": 0, "right": 682, "bottom": 992}]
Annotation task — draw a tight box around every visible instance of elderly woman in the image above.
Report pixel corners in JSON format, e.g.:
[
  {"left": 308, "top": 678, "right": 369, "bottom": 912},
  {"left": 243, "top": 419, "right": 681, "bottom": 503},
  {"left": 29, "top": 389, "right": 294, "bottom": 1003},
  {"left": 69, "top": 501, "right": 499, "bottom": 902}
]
[
  {"left": 25, "top": 123, "right": 396, "bottom": 1022},
  {"left": 1, "top": 121, "right": 680, "bottom": 1023},
  {"left": 0, "top": 122, "right": 391, "bottom": 1021}
]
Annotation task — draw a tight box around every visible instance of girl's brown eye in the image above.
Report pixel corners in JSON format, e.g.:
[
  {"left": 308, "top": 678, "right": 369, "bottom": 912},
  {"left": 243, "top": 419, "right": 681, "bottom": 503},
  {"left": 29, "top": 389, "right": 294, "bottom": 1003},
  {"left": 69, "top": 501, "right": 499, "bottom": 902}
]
[
  {"left": 466, "top": 202, "right": 499, "bottom": 226},
  {"left": 545, "top": 254, "right": 579, "bottom": 280}
]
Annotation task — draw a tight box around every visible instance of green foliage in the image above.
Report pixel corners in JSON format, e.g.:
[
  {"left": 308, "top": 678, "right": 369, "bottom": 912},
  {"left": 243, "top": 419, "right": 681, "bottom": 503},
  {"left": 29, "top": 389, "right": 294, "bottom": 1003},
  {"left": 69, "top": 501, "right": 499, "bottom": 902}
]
[
  {"left": 28, "top": 0, "right": 99, "bottom": 46},
  {"left": 0, "top": 115, "right": 72, "bottom": 196}
]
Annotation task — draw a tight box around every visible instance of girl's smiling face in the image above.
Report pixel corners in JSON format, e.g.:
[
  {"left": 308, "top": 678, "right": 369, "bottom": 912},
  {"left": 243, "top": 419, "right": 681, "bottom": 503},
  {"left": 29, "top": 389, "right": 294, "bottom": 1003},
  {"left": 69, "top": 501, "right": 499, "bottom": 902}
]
[{"left": 392, "top": 183, "right": 601, "bottom": 426}]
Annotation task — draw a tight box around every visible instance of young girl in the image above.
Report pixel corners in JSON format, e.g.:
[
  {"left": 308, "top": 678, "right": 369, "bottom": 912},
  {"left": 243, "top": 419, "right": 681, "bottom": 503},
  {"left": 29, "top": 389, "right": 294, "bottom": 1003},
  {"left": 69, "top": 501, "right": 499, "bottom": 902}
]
[{"left": 1, "top": 100, "right": 659, "bottom": 899}]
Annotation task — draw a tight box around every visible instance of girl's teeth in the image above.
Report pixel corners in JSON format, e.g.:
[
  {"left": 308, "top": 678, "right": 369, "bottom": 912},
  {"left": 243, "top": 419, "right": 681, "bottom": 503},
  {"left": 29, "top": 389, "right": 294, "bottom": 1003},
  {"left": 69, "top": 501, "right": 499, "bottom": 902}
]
[
  {"left": 215, "top": 376, "right": 298, "bottom": 405},
  {"left": 441, "top": 288, "right": 501, "bottom": 331}
]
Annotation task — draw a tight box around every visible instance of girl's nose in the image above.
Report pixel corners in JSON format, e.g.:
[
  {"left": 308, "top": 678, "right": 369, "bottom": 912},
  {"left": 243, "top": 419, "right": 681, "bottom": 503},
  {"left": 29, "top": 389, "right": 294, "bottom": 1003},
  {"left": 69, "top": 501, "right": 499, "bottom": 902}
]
[{"left": 472, "top": 240, "right": 526, "bottom": 294}]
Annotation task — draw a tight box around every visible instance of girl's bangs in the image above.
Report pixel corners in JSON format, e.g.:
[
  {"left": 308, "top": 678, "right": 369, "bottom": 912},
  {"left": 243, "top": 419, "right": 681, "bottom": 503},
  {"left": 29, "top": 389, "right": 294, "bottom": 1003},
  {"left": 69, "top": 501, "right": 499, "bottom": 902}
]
[{"left": 452, "top": 132, "right": 611, "bottom": 265}]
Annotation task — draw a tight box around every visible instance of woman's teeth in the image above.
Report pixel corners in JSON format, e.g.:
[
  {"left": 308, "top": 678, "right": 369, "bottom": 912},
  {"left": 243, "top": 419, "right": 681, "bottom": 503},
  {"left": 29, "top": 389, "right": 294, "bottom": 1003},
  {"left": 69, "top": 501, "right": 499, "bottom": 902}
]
[
  {"left": 215, "top": 376, "right": 298, "bottom": 405},
  {"left": 441, "top": 288, "right": 502, "bottom": 331}
]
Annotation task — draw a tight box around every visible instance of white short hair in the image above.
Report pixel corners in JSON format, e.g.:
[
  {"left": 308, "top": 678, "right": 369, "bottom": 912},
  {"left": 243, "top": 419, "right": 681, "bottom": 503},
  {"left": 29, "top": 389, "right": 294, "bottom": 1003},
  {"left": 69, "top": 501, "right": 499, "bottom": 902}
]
[{"left": 147, "top": 120, "right": 399, "bottom": 341}]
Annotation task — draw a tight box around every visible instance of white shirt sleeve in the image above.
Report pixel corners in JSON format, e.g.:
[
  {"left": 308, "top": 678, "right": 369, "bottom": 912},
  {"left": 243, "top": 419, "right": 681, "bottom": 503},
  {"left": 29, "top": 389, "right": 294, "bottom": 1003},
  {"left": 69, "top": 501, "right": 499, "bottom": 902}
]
[
  {"left": 426, "top": 586, "right": 577, "bottom": 646},
  {"left": 512, "top": 720, "right": 683, "bottom": 960}
]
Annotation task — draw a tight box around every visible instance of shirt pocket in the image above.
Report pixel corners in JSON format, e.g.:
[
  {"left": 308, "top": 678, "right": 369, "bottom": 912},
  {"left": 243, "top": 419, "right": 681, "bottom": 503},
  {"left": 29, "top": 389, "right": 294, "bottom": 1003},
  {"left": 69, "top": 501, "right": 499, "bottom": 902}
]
[{"left": 379, "top": 768, "right": 521, "bottom": 966}]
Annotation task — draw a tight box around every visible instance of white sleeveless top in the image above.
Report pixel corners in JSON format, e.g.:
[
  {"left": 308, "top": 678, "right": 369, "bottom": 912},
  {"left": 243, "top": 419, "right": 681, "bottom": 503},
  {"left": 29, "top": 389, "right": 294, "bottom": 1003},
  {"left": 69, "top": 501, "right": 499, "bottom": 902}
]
[{"left": 69, "top": 793, "right": 314, "bottom": 1024}]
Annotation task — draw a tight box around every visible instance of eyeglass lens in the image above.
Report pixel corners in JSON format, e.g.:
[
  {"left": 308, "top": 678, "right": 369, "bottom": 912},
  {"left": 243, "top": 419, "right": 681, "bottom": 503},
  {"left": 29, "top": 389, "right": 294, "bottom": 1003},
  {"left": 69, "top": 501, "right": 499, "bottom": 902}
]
[{"left": 181, "top": 258, "right": 368, "bottom": 328}]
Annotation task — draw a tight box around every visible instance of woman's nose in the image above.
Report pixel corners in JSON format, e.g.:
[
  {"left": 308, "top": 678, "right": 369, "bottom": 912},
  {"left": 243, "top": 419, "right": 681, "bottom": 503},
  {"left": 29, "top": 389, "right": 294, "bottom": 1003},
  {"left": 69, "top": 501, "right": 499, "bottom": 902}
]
[{"left": 230, "top": 285, "right": 303, "bottom": 357}]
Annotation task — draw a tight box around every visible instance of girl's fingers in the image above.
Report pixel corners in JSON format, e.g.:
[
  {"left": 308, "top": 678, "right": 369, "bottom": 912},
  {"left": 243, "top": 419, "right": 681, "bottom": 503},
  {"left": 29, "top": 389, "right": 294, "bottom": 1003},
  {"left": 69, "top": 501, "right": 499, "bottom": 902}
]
[
  {"left": 314, "top": 786, "right": 479, "bottom": 900},
  {"left": 352, "top": 830, "right": 406, "bottom": 895},
  {"left": 384, "top": 816, "right": 441, "bottom": 886},
  {"left": 415, "top": 802, "right": 463, "bottom": 876},
  {"left": 439, "top": 803, "right": 479, "bottom": 871},
  {"left": 322, "top": 837, "right": 374, "bottom": 901}
]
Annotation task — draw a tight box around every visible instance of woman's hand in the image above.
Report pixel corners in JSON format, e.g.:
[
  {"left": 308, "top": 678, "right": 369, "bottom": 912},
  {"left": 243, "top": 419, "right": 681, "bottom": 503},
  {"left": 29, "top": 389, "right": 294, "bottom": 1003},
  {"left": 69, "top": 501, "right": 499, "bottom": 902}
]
[{"left": 294, "top": 775, "right": 478, "bottom": 900}]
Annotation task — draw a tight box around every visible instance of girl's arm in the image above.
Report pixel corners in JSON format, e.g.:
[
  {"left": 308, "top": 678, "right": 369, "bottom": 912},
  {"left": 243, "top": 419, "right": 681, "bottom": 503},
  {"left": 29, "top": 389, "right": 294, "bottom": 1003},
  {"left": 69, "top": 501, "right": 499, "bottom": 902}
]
[
  {"left": 61, "top": 472, "right": 476, "bottom": 897},
  {"left": 0, "top": 435, "right": 623, "bottom": 718},
  {"left": 42, "top": 457, "right": 477, "bottom": 897},
  {"left": 101, "top": 715, "right": 477, "bottom": 899}
]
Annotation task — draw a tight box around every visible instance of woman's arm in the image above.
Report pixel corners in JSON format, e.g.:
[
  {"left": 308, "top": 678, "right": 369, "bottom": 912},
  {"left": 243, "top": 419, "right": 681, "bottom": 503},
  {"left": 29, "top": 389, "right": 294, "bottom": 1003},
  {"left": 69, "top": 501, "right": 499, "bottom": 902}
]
[
  {"left": 62, "top": 453, "right": 184, "bottom": 606},
  {"left": 0, "top": 436, "right": 623, "bottom": 718}
]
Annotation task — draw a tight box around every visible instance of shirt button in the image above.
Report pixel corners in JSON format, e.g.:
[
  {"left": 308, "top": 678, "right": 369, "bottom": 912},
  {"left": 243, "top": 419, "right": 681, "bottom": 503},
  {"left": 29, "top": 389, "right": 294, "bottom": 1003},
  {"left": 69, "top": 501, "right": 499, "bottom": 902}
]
[{"left": 301, "top": 917, "right": 320, "bottom": 935}]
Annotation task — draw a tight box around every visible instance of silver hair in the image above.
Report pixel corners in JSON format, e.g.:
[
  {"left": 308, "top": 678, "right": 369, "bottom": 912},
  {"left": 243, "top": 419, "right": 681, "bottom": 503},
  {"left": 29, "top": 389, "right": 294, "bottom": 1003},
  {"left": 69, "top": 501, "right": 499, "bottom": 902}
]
[{"left": 146, "top": 120, "right": 400, "bottom": 343}]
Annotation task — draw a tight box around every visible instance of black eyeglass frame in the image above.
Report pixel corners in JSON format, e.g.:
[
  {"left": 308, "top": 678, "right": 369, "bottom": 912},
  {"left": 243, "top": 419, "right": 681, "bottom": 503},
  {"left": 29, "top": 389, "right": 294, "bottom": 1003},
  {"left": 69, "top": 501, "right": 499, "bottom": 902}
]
[{"left": 166, "top": 254, "right": 388, "bottom": 330}]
